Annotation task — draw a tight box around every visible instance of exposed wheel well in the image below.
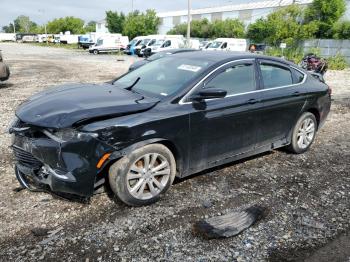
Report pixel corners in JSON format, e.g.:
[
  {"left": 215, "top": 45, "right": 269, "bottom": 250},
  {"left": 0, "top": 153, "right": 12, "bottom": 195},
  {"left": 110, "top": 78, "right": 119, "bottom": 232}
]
[{"left": 307, "top": 108, "right": 320, "bottom": 128}]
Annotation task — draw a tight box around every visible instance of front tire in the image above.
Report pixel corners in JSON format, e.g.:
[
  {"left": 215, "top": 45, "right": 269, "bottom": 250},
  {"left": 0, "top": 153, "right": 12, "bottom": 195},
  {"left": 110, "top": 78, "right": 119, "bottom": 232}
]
[
  {"left": 109, "top": 144, "right": 176, "bottom": 206},
  {"left": 93, "top": 49, "right": 99, "bottom": 55},
  {"left": 287, "top": 112, "right": 317, "bottom": 154}
]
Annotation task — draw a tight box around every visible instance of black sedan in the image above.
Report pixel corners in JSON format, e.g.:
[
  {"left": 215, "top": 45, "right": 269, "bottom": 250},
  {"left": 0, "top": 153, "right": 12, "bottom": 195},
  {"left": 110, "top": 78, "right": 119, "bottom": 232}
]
[
  {"left": 129, "top": 48, "right": 198, "bottom": 71},
  {"left": 9, "top": 52, "right": 331, "bottom": 206}
]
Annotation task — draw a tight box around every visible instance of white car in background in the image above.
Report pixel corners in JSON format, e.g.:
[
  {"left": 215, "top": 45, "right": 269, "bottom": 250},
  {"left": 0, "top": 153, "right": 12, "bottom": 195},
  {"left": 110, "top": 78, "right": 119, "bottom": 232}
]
[
  {"left": 135, "top": 35, "right": 166, "bottom": 57},
  {"left": 206, "top": 38, "right": 247, "bottom": 52},
  {"left": 151, "top": 38, "right": 185, "bottom": 54}
]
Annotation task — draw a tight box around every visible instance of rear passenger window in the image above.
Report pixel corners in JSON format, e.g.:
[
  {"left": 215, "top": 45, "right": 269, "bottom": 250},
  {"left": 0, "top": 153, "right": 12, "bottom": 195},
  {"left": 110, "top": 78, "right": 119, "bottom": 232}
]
[
  {"left": 260, "top": 63, "right": 293, "bottom": 88},
  {"left": 292, "top": 68, "right": 305, "bottom": 84},
  {"left": 205, "top": 63, "right": 256, "bottom": 95}
]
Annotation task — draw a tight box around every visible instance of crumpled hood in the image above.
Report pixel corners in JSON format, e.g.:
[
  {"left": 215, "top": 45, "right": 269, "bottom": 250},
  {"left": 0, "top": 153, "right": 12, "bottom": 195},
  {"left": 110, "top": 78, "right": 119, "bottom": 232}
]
[{"left": 16, "top": 83, "right": 159, "bottom": 129}]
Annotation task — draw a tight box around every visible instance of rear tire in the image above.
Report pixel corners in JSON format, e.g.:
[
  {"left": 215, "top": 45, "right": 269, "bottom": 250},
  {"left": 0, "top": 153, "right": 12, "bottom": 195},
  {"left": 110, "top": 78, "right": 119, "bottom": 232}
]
[
  {"left": 286, "top": 112, "right": 317, "bottom": 154},
  {"left": 109, "top": 144, "right": 176, "bottom": 206}
]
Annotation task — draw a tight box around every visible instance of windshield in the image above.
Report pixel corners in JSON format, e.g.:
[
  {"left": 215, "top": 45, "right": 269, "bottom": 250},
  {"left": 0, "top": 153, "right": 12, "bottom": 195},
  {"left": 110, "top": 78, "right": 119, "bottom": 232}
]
[
  {"left": 153, "top": 40, "right": 165, "bottom": 46},
  {"left": 206, "top": 42, "right": 212, "bottom": 48},
  {"left": 129, "top": 39, "right": 138, "bottom": 46},
  {"left": 210, "top": 41, "right": 222, "bottom": 48},
  {"left": 140, "top": 39, "right": 150, "bottom": 45},
  {"left": 96, "top": 39, "right": 103, "bottom": 46},
  {"left": 148, "top": 39, "right": 157, "bottom": 46},
  {"left": 114, "top": 57, "right": 213, "bottom": 98}
]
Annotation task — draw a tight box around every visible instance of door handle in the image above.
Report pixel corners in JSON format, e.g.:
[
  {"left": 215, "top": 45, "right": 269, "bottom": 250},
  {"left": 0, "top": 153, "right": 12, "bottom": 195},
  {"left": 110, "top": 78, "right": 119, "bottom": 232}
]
[
  {"left": 293, "top": 91, "right": 301, "bottom": 97},
  {"left": 247, "top": 99, "right": 258, "bottom": 105}
]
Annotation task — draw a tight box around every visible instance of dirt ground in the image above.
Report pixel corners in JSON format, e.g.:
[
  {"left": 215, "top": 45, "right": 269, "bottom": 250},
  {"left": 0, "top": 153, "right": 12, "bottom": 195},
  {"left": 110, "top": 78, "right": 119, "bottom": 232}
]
[{"left": 0, "top": 43, "right": 349, "bottom": 262}]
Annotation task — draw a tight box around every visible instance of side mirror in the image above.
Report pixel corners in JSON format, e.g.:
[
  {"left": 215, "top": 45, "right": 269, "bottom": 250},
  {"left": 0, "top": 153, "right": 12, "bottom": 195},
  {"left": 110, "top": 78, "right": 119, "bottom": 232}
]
[{"left": 191, "top": 88, "right": 227, "bottom": 101}]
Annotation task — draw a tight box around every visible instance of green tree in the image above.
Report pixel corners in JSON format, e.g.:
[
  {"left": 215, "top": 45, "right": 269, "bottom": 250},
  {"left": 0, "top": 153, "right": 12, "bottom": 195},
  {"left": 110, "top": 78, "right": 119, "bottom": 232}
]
[
  {"left": 333, "top": 21, "right": 350, "bottom": 39},
  {"left": 123, "top": 10, "right": 160, "bottom": 39},
  {"left": 106, "top": 11, "right": 125, "bottom": 33},
  {"left": 84, "top": 21, "right": 96, "bottom": 33},
  {"left": 191, "top": 19, "right": 212, "bottom": 38},
  {"left": 2, "top": 24, "right": 14, "bottom": 33},
  {"left": 167, "top": 18, "right": 244, "bottom": 39},
  {"left": 47, "top": 16, "right": 85, "bottom": 34},
  {"left": 210, "top": 19, "right": 245, "bottom": 38},
  {"left": 16, "top": 15, "right": 38, "bottom": 32},
  {"left": 167, "top": 23, "right": 187, "bottom": 36},
  {"left": 246, "top": 5, "right": 318, "bottom": 47},
  {"left": 246, "top": 18, "right": 273, "bottom": 43},
  {"left": 2, "top": 15, "right": 38, "bottom": 33},
  {"left": 305, "top": 0, "right": 346, "bottom": 38}
]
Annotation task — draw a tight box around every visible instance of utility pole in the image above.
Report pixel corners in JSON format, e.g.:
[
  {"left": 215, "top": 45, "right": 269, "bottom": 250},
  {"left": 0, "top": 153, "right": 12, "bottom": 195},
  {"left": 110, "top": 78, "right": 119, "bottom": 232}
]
[
  {"left": 187, "top": 0, "right": 191, "bottom": 46},
  {"left": 44, "top": 23, "right": 48, "bottom": 45},
  {"left": 12, "top": 21, "right": 15, "bottom": 34},
  {"left": 38, "top": 9, "right": 48, "bottom": 45},
  {"left": 132, "top": 0, "right": 134, "bottom": 13}
]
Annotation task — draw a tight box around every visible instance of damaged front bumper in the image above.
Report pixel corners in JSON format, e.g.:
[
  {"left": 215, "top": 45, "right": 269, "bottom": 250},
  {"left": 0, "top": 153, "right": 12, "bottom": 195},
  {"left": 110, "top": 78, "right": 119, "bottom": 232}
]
[{"left": 10, "top": 124, "right": 115, "bottom": 198}]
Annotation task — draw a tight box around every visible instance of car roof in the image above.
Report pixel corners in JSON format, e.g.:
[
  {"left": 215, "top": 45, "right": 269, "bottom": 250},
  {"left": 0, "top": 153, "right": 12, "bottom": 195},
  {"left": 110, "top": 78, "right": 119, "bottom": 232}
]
[
  {"left": 171, "top": 48, "right": 198, "bottom": 54},
  {"left": 172, "top": 51, "right": 297, "bottom": 67}
]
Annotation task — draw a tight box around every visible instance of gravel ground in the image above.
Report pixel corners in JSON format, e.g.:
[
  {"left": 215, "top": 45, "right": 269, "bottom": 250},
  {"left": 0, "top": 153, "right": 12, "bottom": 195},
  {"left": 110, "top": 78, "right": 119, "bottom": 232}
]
[{"left": 0, "top": 43, "right": 349, "bottom": 262}]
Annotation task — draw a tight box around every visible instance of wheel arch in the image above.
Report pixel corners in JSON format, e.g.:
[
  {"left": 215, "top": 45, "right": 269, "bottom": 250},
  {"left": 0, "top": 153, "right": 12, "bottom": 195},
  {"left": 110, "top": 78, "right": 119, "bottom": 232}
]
[
  {"left": 306, "top": 108, "right": 320, "bottom": 129},
  {"left": 108, "top": 138, "right": 184, "bottom": 176}
]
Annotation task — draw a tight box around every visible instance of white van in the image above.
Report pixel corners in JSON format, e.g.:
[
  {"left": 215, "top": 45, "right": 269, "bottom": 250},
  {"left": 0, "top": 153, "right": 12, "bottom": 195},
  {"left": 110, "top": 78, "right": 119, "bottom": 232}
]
[
  {"left": 151, "top": 36, "right": 185, "bottom": 54},
  {"left": 124, "top": 36, "right": 150, "bottom": 55},
  {"left": 135, "top": 35, "right": 166, "bottom": 57},
  {"left": 89, "top": 35, "right": 129, "bottom": 54},
  {"left": 206, "top": 38, "right": 247, "bottom": 52},
  {"left": 187, "top": 39, "right": 200, "bottom": 49}
]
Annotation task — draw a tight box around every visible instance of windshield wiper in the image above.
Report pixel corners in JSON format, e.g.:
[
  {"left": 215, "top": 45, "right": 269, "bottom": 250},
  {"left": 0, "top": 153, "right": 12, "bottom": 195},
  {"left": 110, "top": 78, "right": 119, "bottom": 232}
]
[{"left": 125, "top": 77, "right": 141, "bottom": 91}]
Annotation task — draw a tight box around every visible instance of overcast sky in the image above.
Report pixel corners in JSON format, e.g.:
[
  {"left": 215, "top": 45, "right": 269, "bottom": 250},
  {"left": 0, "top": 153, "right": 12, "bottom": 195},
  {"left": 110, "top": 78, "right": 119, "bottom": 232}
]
[{"left": 1, "top": 0, "right": 251, "bottom": 27}]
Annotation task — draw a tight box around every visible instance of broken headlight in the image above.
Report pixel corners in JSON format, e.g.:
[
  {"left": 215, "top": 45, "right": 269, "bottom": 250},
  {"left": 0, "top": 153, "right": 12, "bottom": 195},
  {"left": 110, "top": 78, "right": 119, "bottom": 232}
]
[{"left": 44, "top": 129, "right": 98, "bottom": 143}]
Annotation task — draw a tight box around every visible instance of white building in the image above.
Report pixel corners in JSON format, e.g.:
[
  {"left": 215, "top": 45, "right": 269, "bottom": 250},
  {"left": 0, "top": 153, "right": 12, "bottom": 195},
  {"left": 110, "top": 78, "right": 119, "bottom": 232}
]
[
  {"left": 96, "top": 20, "right": 109, "bottom": 34},
  {"left": 157, "top": 0, "right": 350, "bottom": 35}
]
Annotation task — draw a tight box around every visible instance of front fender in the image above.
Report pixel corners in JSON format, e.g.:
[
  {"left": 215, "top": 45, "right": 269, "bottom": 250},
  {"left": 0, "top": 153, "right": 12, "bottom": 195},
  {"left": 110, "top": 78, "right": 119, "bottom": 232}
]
[{"left": 109, "top": 138, "right": 170, "bottom": 160}]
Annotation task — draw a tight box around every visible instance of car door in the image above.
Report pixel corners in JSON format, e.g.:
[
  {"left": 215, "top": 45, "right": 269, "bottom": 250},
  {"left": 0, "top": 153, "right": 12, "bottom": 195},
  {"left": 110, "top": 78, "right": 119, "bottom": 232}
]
[
  {"left": 187, "top": 60, "right": 263, "bottom": 172},
  {"left": 256, "top": 59, "right": 308, "bottom": 148}
]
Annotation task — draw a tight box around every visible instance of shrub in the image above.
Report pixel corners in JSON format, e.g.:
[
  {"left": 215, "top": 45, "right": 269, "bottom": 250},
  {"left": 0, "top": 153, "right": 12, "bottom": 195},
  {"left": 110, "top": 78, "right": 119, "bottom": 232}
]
[
  {"left": 333, "top": 21, "right": 350, "bottom": 39},
  {"left": 327, "top": 53, "right": 348, "bottom": 70},
  {"left": 265, "top": 47, "right": 304, "bottom": 64}
]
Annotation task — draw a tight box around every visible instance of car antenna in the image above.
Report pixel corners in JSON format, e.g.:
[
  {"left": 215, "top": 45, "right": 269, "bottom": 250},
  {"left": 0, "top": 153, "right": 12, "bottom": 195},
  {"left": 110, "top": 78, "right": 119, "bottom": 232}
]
[{"left": 125, "top": 77, "right": 141, "bottom": 91}]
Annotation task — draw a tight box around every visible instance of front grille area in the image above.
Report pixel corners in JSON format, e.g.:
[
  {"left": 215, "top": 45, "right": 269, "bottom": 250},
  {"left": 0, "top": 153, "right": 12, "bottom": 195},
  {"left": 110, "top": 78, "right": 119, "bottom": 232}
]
[{"left": 13, "top": 146, "right": 42, "bottom": 169}]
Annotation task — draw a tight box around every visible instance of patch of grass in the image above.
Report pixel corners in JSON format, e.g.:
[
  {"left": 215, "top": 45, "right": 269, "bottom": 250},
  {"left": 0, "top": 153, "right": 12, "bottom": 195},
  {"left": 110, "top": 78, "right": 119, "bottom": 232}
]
[{"left": 24, "top": 42, "right": 80, "bottom": 50}]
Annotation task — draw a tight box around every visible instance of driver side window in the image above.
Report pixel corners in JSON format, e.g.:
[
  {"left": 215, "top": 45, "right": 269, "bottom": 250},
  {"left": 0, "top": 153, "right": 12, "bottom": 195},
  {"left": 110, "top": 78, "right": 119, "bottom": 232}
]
[{"left": 204, "top": 63, "right": 256, "bottom": 96}]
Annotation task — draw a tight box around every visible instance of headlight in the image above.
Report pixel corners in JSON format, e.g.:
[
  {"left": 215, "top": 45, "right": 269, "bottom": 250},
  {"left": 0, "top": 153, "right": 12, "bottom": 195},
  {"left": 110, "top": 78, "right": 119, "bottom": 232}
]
[{"left": 44, "top": 129, "right": 98, "bottom": 143}]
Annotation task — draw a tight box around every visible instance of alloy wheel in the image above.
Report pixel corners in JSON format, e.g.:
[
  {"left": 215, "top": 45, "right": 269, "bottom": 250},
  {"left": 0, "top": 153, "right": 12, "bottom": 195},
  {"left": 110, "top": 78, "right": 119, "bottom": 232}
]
[
  {"left": 126, "top": 153, "right": 171, "bottom": 200},
  {"left": 297, "top": 117, "right": 316, "bottom": 149}
]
